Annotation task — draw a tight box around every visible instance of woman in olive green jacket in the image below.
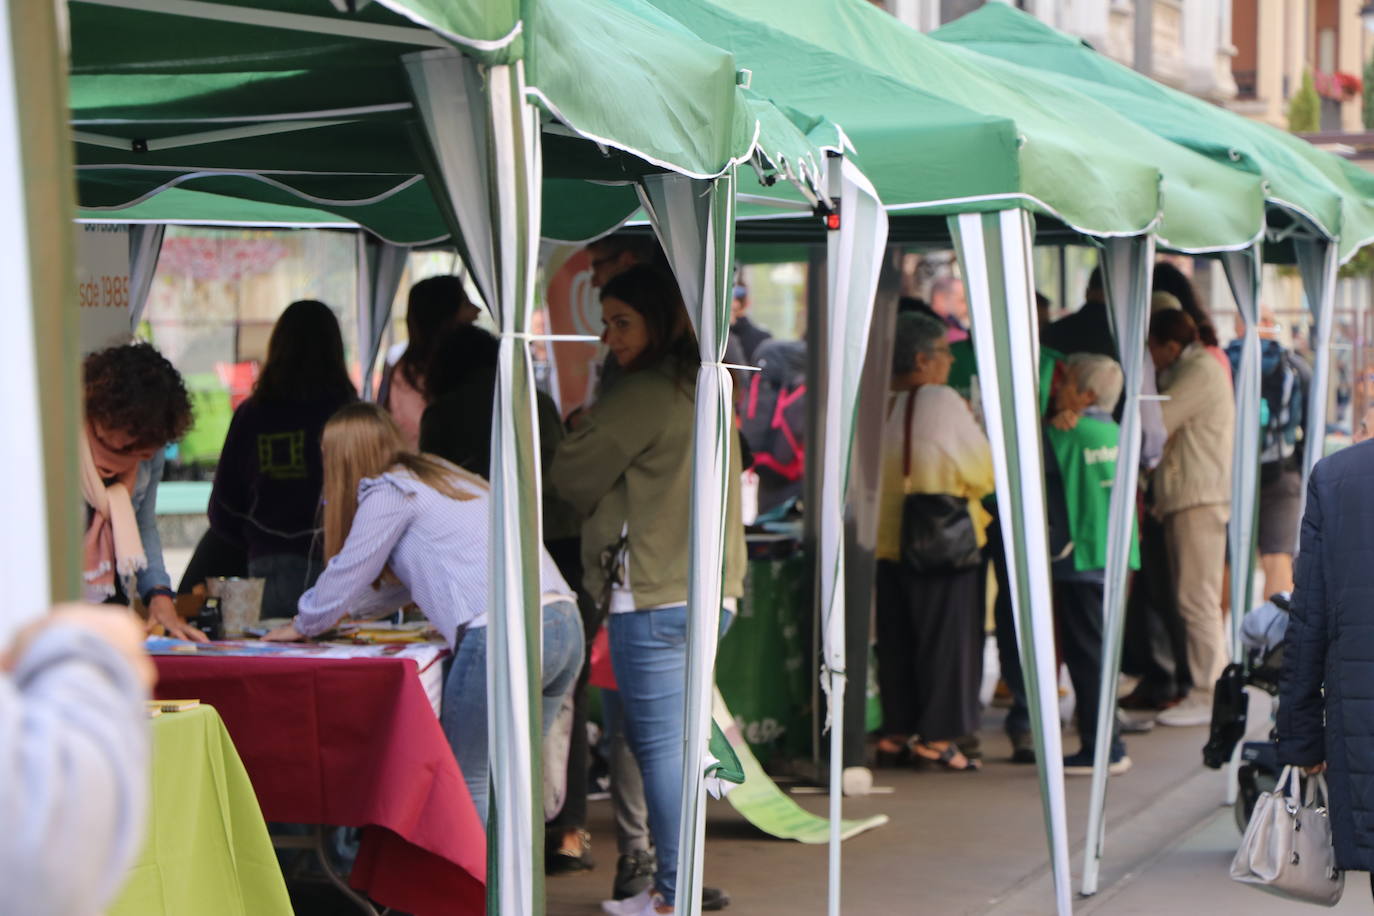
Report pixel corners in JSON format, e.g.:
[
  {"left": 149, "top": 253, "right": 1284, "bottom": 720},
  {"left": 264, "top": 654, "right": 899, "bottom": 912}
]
[{"left": 552, "top": 264, "right": 745, "bottom": 916}]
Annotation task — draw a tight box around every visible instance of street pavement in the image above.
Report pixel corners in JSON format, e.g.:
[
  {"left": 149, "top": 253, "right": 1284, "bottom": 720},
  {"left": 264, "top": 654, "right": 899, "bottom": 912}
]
[
  {"left": 1078, "top": 807, "right": 1370, "bottom": 914},
  {"left": 547, "top": 704, "right": 1248, "bottom": 915}
]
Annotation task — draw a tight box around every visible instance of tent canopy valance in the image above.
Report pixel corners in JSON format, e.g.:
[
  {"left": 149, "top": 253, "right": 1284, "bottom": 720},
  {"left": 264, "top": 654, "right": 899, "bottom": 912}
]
[
  {"left": 931, "top": 2, "right": 1374, "bottom": 264},
  {"left": 69, "top": 0, "right": 838, "bottom": 247},
  {"left": 645, "top": 0, "right": 1267, "bottom": 254}
]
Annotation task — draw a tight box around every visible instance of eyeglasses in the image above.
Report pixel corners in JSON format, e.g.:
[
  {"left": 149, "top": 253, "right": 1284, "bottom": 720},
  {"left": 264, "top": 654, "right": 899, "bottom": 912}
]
[{"left": 90, "top": 423, "right": 154, "bottom": 458}]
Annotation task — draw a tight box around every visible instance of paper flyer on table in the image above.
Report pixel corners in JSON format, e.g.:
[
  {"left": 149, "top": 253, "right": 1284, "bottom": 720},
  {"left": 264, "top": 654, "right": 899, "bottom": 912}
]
[{"left": 145, "top": 636, "right": 445, "bottom": 668}]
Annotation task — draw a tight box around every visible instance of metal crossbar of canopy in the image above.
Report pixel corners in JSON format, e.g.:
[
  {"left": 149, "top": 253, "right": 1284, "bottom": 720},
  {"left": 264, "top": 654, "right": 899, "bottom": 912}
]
[{"left": 65, "top": 4, "right": 889, "bottom": 916}]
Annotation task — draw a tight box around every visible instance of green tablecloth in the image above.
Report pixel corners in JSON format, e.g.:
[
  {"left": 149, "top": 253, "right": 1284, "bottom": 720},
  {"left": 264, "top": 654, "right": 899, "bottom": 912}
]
[
  {"left": 109, "top": 705, "right": 291, "bottom": 916},
  {"left": 716, "top": 554, "right": 813, "bottom": 761}
]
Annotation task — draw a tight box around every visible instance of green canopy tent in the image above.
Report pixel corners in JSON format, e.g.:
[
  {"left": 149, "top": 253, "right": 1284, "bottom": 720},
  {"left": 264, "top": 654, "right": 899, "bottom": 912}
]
[
  {"left": 932, "top": 4, "right": 1374, "bottom": 891},
  {"left": 65, "top": 4, "right": 852, "bottom": 916},
  {"left": 66, "top": 4, "right": 884, "bottom": 915},
  {"left": 644, "top": 1, "right": 1274, "bottom": 911}
]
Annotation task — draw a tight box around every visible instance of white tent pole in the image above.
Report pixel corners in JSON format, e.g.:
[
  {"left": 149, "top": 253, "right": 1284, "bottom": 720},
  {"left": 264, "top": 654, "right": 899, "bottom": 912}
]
[
  {"left": 1222, "top": 246, "right": 1264, "bottom": 661},
  {"left": 1081, "top": 234, "right": 1154, "bottom": 896},
  {"left": 70, "top": 0, "right": 449, "bottom": 46},
  {"left": 75, "top": 120, "right": 355, "bottom": 153},
  {"left": 1221, "top": 246, "right": 1263, "bottom": 808},
  {"left": 355, "top": 233, "right": 406, "bottom": 399},
  {"left": 404, "top": 50, "right": 545, "bottom": 915},
  {"left": 951, "top": 209, "right": 1072, "bottom": 916},
  {"left": 637, "top": 171, "right": 734, "bottom": 916},
  {"left": 127, "top": 222, "right": 164, "bottom": 332},
  {"left": 820, "top": 157, "right": 887, "bottom": 916},
  {"left": 1293, "top": 238, "right": 1339, "bottom": 525},
  {"left": 0, "top": 0, "right": 64, "bottom": 643}
]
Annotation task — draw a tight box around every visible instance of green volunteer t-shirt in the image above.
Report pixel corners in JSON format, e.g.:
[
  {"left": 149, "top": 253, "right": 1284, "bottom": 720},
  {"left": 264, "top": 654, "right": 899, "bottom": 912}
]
[{"left": 1045, "top": 414, "right": 1140, "bottom": 574}]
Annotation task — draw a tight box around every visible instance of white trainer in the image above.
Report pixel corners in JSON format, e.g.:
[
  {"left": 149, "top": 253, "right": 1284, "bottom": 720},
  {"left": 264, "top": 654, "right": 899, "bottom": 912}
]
[
  {"left": 1156, "top": 692, "right": 1213, "bottom": 727},
  {"left": 602, "top": 889, "right": 673, "bottom": 916}
]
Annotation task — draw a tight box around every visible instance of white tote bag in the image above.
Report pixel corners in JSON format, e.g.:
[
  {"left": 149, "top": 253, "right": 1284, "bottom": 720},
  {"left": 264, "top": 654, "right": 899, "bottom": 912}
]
[{"left": 1231, "top": 765, "right": 1344, "bottom": 907}]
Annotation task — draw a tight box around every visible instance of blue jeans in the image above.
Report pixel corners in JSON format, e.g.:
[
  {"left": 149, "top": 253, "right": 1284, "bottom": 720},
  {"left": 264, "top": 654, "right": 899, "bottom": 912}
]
[
  {"left": 441, "top": 600, "right": 584, "bottom": 825},
  {"left": 608, "top": 605, "right": 733, "bottom": 906}
]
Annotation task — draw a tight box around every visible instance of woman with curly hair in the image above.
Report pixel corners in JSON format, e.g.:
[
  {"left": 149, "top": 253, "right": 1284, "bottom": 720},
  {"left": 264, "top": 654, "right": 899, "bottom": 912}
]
[{"left": 82, "top": 342, "right": 201, "bottom": 641}]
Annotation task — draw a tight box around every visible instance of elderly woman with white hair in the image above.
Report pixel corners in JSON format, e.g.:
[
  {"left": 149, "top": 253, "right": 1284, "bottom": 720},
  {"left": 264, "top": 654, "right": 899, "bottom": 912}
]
[
  {"left": 873, "top": 312, "right": 994, "bottom": 771},
  {"left": 1045, "top": 353, "right": 1135, "bottom": 775}
]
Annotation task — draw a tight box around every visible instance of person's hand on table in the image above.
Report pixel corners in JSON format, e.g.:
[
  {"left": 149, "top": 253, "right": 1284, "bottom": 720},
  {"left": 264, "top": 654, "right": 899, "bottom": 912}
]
[
  {"left": 262, "top": 620, "right": 307, "bottom": 642},
  {"left": 147, "top": 593, "right": 208, "bottom": 643},
  {"left": 2, "top": 603, "right": 156, "bottom": 690}
]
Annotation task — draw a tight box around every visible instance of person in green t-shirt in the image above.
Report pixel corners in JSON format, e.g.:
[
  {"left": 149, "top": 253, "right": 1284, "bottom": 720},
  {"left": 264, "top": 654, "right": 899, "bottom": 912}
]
[{"left": 1044, "top": 353, "right": 1139, "bottom": 777}]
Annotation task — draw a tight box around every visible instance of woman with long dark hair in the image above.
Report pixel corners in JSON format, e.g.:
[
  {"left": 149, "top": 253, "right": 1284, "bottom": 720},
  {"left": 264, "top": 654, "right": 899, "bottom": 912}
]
[
  {"left": 551, "top": 264, "right": 745, "bottom": 916},
  {"left": 381, "top": 275, "right": 477, "bottom": 447},
  {"left": 208, "top": 300, "right": 357, "bottom": 618},
  {"left": 263, "top": 403, "right": 583, "bottom": 823},
  {"left": 1152, "top": 262, "right": 1231, "bottom": 379}
]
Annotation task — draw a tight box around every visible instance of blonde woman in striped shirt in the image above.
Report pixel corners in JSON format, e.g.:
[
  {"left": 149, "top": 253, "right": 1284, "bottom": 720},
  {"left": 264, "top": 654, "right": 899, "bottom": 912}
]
[{"left": 264, "top": 402, "right": 583, "bottom": 824}]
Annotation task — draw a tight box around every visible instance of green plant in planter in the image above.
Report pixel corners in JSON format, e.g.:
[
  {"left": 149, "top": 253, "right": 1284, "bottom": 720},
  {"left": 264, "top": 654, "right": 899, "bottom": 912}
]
[
  {"left": 1364, "top": 58, "right": 1374, "bottom": 129},
  {"left": 1289, "top": 70, "right": 1320, "bottom": 134}
]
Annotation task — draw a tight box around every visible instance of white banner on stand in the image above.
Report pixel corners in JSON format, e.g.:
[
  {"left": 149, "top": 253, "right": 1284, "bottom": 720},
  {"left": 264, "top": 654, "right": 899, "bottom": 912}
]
[{"left": 76, "top": 224, "right": 132, "bottom": 354}]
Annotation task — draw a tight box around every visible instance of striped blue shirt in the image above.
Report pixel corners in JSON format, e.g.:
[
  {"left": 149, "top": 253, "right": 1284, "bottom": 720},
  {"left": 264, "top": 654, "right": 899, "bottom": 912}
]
[{"left": 294, "top": 470, "right": 572, "bottom": 649}]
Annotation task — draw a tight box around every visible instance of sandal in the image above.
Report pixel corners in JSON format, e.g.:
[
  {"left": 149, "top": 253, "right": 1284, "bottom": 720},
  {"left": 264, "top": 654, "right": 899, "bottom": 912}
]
[
  {"left": 873, "top": 735, "right": 914, "bottom": 768},
  {"left": 911, "top": 740, "right": 981, "bottom": 772}
]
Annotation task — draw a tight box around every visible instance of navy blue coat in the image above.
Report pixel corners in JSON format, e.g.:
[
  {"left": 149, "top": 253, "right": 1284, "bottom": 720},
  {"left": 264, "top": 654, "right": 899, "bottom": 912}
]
[{"left": 1278, "top": 439, "right": 1374, "bottom": 871}]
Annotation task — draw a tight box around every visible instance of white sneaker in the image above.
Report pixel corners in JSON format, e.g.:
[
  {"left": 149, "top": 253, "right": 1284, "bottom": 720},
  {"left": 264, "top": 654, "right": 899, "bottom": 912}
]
[
  {"left": 602, "top": 889, "right": 672, "bottom": 916},
  {"left": 1156, "top": 692, "right": 1213, "bottom": 727},
  {"left": 602, "top": 890, "right": 649, "bottom": 916}
]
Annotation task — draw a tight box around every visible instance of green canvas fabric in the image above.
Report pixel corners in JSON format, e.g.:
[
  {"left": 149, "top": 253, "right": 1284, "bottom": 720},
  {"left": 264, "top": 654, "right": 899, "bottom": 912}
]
[
  {"left": 66, "top": 0, "right": 830, "bottom": 243},
  {"left": 933, "top": 3, "right": 1374, "bottom": 262},
  {"left": 648, "top": 0, "right": 1265, "bottom": 251},
  {"left": 108, "top": 706, "right": 291, "bottom": 916},
  {"left": 78, "top": 187, "right": 357, "bottom": 228}
]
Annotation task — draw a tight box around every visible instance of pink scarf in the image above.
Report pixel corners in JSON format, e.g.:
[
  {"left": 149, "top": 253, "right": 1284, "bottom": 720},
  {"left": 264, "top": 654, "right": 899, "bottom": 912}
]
[{"left": 80, "top": 426, "right": 146, "bottom": 601}]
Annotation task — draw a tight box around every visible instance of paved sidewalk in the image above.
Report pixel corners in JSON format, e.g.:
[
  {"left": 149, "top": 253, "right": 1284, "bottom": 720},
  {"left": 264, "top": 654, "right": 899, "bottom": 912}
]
[
  {"left": 547, "top": 709, "right": 1231, "bottom": 915},
  {"left": 1081, "top": 808, "right": 1371, "bottom": 914}
]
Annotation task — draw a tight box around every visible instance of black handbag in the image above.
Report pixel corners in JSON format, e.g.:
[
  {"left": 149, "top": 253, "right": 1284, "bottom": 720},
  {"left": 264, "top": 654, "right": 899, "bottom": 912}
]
[{"left": 898, "top": 391, "right": 982, "bottom": 575}]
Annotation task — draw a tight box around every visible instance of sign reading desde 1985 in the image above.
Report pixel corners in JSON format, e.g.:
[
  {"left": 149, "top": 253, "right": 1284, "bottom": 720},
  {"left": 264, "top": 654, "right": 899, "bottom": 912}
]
[{"left": 78, "top": 275, "right": 129, "bottom": 309}]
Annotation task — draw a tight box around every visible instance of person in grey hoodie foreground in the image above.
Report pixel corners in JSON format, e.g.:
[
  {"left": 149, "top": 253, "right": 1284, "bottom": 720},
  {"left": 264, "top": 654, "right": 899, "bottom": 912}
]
[{"left": 0, "top": 605, "right": 153, "bottom": 915}]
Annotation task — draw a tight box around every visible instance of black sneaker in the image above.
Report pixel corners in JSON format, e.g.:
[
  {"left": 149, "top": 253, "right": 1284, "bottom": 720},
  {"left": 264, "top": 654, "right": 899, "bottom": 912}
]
[
  {"left": 702, "top": 886, "right": 731, "bottom": 911},
  {"left": 546, "top": 829, "right": 594, "bottom": 876},
  {"left": 1008, "top": 731, "right": 1036, "bottom": 765},
  {"left": 612, "top": 850, "right": 655, "bottom": 900},
  {"left": 1063, "top": 746, "right": 1131, "bottom": 776}
]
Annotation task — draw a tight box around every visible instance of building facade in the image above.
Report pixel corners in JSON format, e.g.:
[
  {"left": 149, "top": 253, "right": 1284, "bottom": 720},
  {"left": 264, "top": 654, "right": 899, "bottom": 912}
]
[
  {"left": 881, "top": 1, "right": 1239, "bottom": 101},
  {"left": 1231, "top": 0, "right": 1366, "bottom": 131}
]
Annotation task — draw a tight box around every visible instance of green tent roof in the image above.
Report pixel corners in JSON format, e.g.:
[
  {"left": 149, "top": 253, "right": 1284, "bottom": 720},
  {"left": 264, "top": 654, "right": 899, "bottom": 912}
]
[
  {"left": 933, "top": 2, "right": 1374, "bottom": 262},
  {"left": 67, "top": 0, "right": 833, "bottom": 244},
  {"left": 659, "top": 0, "right": 1265, "bottom": 252},
  {"left": 77, "top": 186, "right": 358, "bottom": 228}
]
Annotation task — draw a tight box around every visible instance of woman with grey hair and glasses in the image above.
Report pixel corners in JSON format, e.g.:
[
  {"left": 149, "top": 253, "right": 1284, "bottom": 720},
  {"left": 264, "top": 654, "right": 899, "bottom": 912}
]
[{"left": 873, "top": 312, "right": 995, "bottom": 771}]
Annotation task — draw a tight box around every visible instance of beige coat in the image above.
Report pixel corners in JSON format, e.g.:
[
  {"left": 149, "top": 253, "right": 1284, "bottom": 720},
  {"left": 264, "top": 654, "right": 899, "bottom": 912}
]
[
  {"left": 551, "top": 358, "right": 746, "bottom": 609},
  {"left": 1154, "top": 342, "right": 1235, "bottom": 518}
]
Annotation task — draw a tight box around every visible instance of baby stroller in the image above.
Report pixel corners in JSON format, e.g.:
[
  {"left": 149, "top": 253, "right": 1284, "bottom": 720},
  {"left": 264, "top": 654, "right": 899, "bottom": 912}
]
[{"left": 1201, "top": 592, "right": 1289, "bottom": 832}]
